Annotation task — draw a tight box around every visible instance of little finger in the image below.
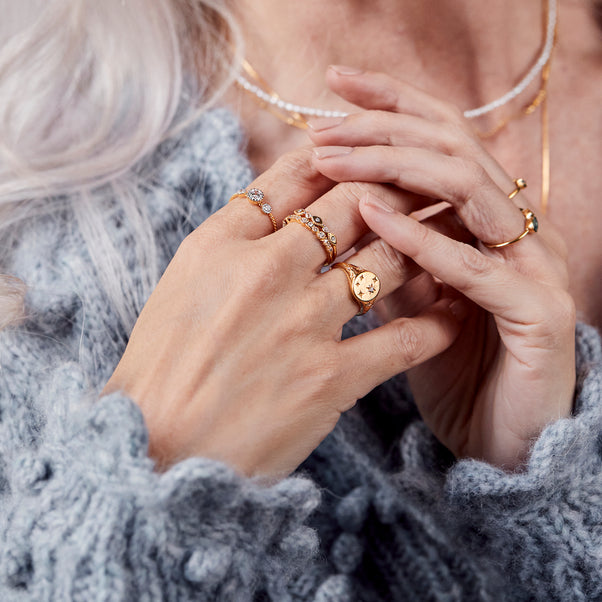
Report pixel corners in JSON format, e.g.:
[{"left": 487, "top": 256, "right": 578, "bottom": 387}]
[{"left": 336, "top": 297, "right": 467, "bottom": 401}]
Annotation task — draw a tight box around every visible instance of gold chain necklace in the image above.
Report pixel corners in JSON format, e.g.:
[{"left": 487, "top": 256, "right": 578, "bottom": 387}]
[{"left": 237, "top": 1, "right": 556, "bottom": 214}]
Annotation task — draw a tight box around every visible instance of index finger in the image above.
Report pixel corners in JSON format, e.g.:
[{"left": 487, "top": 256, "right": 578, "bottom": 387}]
[{"left": 359, "top": 194, "right": 563, "bottom": 323}]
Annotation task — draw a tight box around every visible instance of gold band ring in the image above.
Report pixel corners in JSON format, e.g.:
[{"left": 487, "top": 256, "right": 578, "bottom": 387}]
[
  {"left": 507, "top": 178, "right": 527, "bottom": 200},
  {"left": 282, "top": 209, "right": 338, "bottom": 265},
  {"left": 484, "top": 207, "right": 539, "bottom": 249},
  {"left": 331, "top": 262, "right": 381, "bottom": 315},
  {"left": 229, "top": 188, "right": 278, "bottom": 232}
]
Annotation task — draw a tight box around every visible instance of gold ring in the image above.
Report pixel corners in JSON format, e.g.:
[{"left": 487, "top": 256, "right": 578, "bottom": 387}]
[
  {"left": 229, "top": 188, "right": 278, "bottom": 232},
  {"left": 484, "top": 207, "right": 539, "bottom": 249},
  {"left": 507, "top": 178, "right": 527, "bottom": 200},
  {"left": 331, "top": 262, "right": 381, "bottom": 315},
  {"left": 282, "top": 209, "right": 338, "bottom": 265}
]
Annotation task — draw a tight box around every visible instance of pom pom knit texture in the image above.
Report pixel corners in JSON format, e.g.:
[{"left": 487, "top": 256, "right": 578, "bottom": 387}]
[{"left": 0, "top": 109, "right": 601, "bottom": 601}]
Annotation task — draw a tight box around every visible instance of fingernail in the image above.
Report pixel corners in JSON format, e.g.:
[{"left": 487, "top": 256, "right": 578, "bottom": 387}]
[
  {"left": 313, "top": 146, "right": 353, "bottom": 159},
  {"left": 449, "top": 298, "right": 469, "bottom": 321},
  {"left": 330, "top": 64, "right": 364, "bottom": 76},
  {"left": 361, "top": 194, "right": 395, "bottom": 214},
  {"left": 307, "top": 116, "right": 345, "bottom": 132}
]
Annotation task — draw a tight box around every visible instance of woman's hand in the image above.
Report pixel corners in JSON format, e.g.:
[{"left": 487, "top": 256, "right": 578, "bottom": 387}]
[
  {"left": 308, "top": 67, "right": 576, "bottom": 470},
  {"left": 102, "top": 148, "right": 466, "bottom": 478}
]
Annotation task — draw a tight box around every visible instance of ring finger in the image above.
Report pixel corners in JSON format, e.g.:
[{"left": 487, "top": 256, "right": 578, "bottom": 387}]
[{"left": 316, "top": 208, "right": 471, "bottom": 324}]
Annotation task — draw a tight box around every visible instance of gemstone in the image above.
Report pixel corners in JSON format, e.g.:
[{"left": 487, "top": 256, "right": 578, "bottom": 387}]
[
  {"left": 261, "top": 203, "right": 272, "bottom": 213},
  {"left": 532, "top": 216, "right": 539, "bottom": 232},
  {"left": 305, "top": 212, "right": 313, "bottom": 220},
  {"left": 313, "top": 216, "right": 323, "bottom": 224},
  {"left": 322, "top": 226, "right": 330, "bottom": 233},
  {"left": 329, "top": 234, "right": 337, "bottom": 243},
  {"left": 318, "top": 232, "right": 326, "bottom": 239},
  {"left": 247, "top": 188, "right": 264, "bottom": 202},
  {"left": 295, "top": 208, "right": 305, "bottom": 214},
  {"left": 301, "top": 217, "right": 309, "bottom": 223},
  {"left": 312, "top": 226, "right": 318, "bottom": 232}
]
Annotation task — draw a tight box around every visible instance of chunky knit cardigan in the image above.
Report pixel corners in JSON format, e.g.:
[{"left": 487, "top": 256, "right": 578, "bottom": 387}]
[{"left": 1, "top": 109, "right": 601, "bottom": 602}]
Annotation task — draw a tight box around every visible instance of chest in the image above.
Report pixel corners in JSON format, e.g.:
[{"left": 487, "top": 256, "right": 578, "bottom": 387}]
[{"left": 239, "top": 54, "right": 602, "bottom": 328}]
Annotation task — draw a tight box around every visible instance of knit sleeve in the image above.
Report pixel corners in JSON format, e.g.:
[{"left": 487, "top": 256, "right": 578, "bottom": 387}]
[
  {"left": 441, "top": 323, "right": 602, "bottom": 600},
  {"left": 297, "top": 324, "right": 602, "bottom": 601},
  {"left": 0, "top": 368, "right": 321, "bottom": 601},
  {"left": 402, "top": 323, "right": 602, "bottom": 600}
]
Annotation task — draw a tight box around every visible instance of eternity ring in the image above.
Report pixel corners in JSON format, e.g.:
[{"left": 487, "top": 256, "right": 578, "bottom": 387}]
[
  {"left": 484, "top": 207, "right": 539, "bottom": 249},
  {"left": 331, "top": 262, "right": 381, "bottom": 315},
  {"left": 229, "top": 188, "right": 278, "bottom": 232},
  {"left": 282, "top": 209, "right": 338, "bottom": 265}
]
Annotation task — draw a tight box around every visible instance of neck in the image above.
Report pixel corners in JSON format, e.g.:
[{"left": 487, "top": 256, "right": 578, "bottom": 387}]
[{"left": 235, "top": 0, "right": 545, "bottom": 119}]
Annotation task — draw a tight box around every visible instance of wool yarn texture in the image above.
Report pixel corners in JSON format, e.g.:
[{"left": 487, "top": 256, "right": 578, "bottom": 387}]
[{"left": 0, "top": 109, "right": 601, "bottom": 601}]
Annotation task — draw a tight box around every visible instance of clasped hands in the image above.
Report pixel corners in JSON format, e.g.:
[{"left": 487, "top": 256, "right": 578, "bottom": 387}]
[{"left": 103, "top": 68, "right": 576, "bottom": 478}]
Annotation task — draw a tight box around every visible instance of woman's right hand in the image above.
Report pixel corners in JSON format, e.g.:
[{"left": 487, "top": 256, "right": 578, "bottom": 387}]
[{"left": 102, "top": 148, "right": 466, "bottom": 479}]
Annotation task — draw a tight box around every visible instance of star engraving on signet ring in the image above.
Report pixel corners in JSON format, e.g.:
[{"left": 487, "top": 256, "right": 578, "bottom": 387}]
[{"left": 353, "top": 272, "right": 380, "bottom": 302}]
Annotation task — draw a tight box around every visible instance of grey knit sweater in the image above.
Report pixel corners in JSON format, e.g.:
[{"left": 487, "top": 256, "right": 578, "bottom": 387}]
[{"left": 1, "top": 109, "right": 601, "bottom": 602}]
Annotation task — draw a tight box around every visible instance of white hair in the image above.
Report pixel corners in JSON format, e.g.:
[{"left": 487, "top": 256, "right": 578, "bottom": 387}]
[{"left": 0, "top": 0, "right": 241, "bottom": 331}]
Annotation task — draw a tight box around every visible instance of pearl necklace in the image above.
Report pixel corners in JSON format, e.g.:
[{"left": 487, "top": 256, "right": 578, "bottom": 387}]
[{"left": 236, "top": 0, "right": 557, "bottom": 124}]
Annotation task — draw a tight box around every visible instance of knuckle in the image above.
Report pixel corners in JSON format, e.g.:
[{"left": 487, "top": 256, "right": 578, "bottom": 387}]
[
  {"left": 458, "top": 243, "right": 492, "bottom": 279},
  {"left": 391, "top": 318, "right": 424, "bottom": 366},
  {"left": 412, "top": 218, "right": 435, "bottom": 250},
  {"left": 273, "top": 147, "right": 323, "bottom": 186},
  {"left": 463, "top": 159, "right": 491, "bottom": 191},
  {"left": 370, "top": 238, "right": 410, "bottom": 277},
  {"left": 444, "top": 122, "right": 480, "bottom": 156},
  {"left": 442, "top": 102, "right": 466, "bottom": 125},
  {"left": 331, "top": 181, "right": 377, "bottom": 213},
  {"left": 378, "top": 84, "right": 403, "bottom": 112},
  {"left": 335, "top": 180, "right": 366, "bottom": 202}
]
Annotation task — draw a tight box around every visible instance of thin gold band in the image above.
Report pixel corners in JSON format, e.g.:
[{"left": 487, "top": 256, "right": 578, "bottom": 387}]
[{"left": 484, "top": 207, "right": 539, "bottom": 249}]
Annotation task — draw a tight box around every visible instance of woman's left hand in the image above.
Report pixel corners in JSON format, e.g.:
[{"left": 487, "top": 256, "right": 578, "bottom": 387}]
[{"left": 307, "top": 67, "right": 576, "bottom": 470}]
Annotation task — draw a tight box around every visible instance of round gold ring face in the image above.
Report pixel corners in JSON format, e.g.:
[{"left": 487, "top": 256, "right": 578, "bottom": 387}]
[{"left": 352, "top": 271, "right": 380, "bottom": 303}]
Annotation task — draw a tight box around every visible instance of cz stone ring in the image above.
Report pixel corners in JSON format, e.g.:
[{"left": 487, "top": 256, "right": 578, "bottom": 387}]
[{"left": 229, "top": 188, "right": 278, "bottom": 232}]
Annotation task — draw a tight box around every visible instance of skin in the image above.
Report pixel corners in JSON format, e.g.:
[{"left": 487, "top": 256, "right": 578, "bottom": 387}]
[
  {"left": 106, "top": 0, "right": 596, "bottom": 475},
  {"left": 308, "top": 68, "right": 576, "bottom": 468},
  {"left": 232, "top": 0, "right": 602, "bottom": 328},
  {"left": 103, "top": 151, "right": 468, "bottom": 477}
]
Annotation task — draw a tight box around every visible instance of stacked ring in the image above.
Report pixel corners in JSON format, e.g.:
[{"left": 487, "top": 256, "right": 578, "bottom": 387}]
[
  {"left": 282, "top": 209, "right": 338, "bottom": 265},
  {"left": 229, "top": 188, "right": 278, "bottom": 232},
  {"left": 331, "top": 262, "right": 381, "bottom": 315}
]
